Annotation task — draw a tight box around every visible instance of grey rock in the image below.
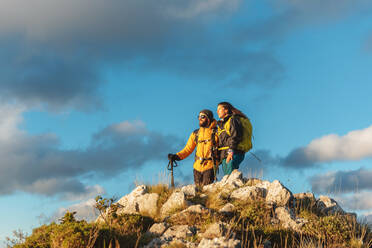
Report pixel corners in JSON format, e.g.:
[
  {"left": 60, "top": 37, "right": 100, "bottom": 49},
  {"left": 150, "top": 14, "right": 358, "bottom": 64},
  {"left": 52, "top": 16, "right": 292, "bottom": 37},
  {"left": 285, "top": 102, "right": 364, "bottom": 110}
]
[
  {"left": 245, "top": 178, "right": 264, "bottom": 186},
  {"left": 145, "top": 237, "right": 196, "bottom": 248},
  {"left": 162, "top": 225, "right": 196, "bottom": 240},
  {"left": 275, "top": 206, "right": 307, "bottom": 231},
  {"left": 294, "top": 193, "right": 316, "bottom": 211},
  {"left": 230, "top": 186, "right": 266, "bottom": 201},
  {"left": 160, "top": 191, "right": 188, "bottom": 217},
  {"left": 148, "top": 222, "right": 169, "bottom": 236},
  {"left": 181, "top": 185, "right": 197, "bottom": 197},
  {"left": 182, "top": 204, "right": 208, "bottom": 214},
  {"left": 169, "top": 204, "right": 210, "bottom": 224},
  {"left": 220, "top": 170, "right": 245, "bottom": 189},
  {"left": 198, "top": 237, "right": 241, "bottom": 248},
  {"left": 316, "top": 195, "right": 345, "bottom": 215},
  {"left": 255, "top": 180, "right": 271, "bottom": 189},
  {"left": 200, "top": 222, "right": 229, "bottom": 239},
  {"left": 219, "top": 203, "right": 235, "bottom": 213},
  {"left": 266, "top": 180, "right": 293, "bottom": 207}
]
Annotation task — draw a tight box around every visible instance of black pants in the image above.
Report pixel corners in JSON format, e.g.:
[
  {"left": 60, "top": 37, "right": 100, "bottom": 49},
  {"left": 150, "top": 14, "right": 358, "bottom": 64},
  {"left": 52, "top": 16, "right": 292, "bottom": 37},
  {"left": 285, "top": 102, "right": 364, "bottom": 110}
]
[{"left": 193, "top": 168, "right": 215, "bottom": 186}]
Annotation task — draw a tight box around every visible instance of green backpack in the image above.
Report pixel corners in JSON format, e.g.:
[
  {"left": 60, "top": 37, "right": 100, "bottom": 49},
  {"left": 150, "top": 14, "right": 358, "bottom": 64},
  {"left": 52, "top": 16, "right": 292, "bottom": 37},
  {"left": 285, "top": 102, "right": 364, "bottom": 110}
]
[{"left": 218, "top": 115, "right": 253, "bottom": 153}]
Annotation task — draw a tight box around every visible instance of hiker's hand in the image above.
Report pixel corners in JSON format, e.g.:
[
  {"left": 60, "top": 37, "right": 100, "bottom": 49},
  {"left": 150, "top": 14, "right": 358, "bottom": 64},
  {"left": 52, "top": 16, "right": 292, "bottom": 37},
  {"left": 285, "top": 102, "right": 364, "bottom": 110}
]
[
  {"left": 226, "top": 153, "right": 233, "bottom": 163},
  {"left": 168, "top": 154, "right": 180, "bottom": 161}
]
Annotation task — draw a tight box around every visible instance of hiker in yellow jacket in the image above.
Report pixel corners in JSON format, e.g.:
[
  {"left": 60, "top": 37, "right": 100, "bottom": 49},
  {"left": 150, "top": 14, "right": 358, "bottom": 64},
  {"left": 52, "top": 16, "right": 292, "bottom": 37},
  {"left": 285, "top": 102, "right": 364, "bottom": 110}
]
[{"left": 168, "top": 110, "right": 218, "bottom": 186}]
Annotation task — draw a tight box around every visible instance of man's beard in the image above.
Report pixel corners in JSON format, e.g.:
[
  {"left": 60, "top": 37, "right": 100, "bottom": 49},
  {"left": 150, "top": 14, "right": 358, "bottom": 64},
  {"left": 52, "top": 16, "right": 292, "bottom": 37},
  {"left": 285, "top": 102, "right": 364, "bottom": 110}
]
[{"left": 199, "top": 120, "right": 209, "bottom": 127}]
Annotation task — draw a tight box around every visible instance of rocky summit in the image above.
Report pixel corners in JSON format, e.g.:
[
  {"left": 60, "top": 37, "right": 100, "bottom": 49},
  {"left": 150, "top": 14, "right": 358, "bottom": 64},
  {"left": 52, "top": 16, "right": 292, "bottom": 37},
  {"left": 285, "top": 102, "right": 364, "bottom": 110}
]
[{"left": 93, "top": 170, "right": 367, "bottom": 248}]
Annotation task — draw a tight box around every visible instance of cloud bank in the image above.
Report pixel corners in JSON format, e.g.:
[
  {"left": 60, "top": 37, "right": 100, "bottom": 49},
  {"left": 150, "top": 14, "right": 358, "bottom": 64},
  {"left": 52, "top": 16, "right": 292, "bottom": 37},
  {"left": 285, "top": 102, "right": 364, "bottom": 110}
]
[
  {"left": 311, "top": 168, "right": 372, "bottom": 194},
  {"left": 0, "top": 0, "right": 290, "bottom": 112},
  {"left": 0, "top": 104, "right": 179, "bottom": 197},
  {"left": 282, "top": 125, "right": 372, "bottom": 167}
]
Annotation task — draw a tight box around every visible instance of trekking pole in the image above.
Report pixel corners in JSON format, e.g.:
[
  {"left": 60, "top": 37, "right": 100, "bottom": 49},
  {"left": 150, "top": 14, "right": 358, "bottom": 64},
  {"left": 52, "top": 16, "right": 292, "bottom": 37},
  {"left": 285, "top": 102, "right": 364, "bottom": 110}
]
[
  {"left": 167, "top": 159, "right": 178, "bottom": 188},
  {"left": 250, "top": 151, "right": 262, "bottom": 163}
]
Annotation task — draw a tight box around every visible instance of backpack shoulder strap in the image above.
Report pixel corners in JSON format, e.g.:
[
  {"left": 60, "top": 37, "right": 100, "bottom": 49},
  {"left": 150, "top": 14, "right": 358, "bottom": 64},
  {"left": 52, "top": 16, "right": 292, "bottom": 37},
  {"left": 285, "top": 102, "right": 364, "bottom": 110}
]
[{"left": 193, "top": 129, "right": 199, "bottom": 144}]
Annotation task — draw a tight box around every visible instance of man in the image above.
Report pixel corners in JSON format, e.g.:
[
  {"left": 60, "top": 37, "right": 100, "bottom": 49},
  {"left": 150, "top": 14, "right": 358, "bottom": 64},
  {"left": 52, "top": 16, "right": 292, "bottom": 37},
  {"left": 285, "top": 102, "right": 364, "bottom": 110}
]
[
  {"left": 216, "top": 102, "right": 252, "bottom": 175},
  {"left": 168, "top": 109, "right": 218, "bottom": 186}
]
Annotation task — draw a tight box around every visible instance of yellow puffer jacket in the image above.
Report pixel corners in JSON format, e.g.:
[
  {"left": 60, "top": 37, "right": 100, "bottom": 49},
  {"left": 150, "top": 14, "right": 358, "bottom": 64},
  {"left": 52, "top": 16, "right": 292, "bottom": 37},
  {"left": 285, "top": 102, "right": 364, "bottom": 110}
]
[{"left": 177, "top": 120, "right": 218, "bottom": 172}]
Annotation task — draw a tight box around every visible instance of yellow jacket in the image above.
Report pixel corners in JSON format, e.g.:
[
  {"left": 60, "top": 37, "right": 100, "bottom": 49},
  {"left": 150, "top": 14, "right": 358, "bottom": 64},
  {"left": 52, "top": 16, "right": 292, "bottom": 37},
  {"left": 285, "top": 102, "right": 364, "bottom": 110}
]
[{"left": 177, "top": 120, "right": 218, "bottom": 172}]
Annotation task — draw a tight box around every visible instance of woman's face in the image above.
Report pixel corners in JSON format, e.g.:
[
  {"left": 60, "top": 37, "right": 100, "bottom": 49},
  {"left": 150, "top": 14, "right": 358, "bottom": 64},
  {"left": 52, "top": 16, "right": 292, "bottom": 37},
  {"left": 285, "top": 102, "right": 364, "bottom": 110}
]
[{"left": 217, "top": 105, "right": 228, "bottom": 119}]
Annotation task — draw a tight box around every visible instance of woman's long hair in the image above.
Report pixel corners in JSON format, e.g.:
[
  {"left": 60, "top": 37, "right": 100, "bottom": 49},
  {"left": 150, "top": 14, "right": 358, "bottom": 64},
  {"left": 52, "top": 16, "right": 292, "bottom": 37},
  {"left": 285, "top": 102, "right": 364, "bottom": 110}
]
[{"left": 218, "top": 102, "right": 248, "bottom": 119}]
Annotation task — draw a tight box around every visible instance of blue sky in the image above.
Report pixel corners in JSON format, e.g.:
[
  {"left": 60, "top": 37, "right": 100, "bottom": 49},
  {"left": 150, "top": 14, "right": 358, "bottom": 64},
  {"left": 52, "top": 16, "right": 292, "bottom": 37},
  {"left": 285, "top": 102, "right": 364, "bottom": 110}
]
[{"left": 2, "top": 0, "right": 372, "bottom": 245}]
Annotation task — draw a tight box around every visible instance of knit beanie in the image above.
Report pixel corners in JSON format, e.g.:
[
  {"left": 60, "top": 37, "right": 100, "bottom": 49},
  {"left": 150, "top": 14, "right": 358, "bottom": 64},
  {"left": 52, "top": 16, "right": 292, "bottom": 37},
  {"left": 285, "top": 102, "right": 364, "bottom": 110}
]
[{"left": 199, "top": 109, "right": 214, "bottom": 121}]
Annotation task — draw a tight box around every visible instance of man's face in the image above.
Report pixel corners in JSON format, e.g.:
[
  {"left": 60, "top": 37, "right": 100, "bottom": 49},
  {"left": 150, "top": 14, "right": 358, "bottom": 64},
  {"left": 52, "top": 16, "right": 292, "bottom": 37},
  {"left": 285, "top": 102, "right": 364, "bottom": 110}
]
[
  {"left": 198, "top": 113, "right": 209, "bottom": 127},
  {"left": 217, "top": 105, "right": 228, "bottom": 119}
]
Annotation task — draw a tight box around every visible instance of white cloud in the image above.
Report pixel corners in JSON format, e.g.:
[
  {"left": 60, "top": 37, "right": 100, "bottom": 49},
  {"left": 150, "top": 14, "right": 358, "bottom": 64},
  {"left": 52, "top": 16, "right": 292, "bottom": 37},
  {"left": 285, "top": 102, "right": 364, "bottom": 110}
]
[
  {"left": 306, "top": 125, "right": 372, "bottom": 162},
  {"left": 334, "top": 191, "right": 372, "bottom": 211},
  {"left": 310, "top": 168, "right": 372, "bottom": 194},
  {"left": 53, "top": 198, "right": 99, "bottom": 222},
  {"left": 283, "top": 125, "right": 372, "bottom": 167},
  {"left": 0, "top": 104, "right": 179, "bottom": 196}
]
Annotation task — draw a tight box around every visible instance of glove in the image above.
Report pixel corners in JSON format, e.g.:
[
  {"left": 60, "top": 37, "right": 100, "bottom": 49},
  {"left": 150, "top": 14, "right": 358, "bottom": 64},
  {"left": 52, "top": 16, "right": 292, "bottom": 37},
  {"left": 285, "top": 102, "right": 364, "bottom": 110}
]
[{"left": 168, "top": 153, "right": 180, "bottom": 161}]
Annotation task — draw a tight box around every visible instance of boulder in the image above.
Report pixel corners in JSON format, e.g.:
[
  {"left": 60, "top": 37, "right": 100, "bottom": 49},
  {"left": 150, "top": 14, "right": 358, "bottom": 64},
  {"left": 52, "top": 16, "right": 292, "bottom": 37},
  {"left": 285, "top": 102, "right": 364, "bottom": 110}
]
[
  {"left": 148, "top": 222, "right": 169, "bottom": 236},
  {"left": 162, "top": 225, "right": 197, "bottom": 240},
  {"left": 182, "top": 204, "right": 209, "bottom": 214},
  {"left": 316, "top": 195, "right": 345, "bottom": 215},
  {"left": 219, "top": 203, "right": 235, "bottom": 213},
  {"left": 97, "top": 185, "right": 159, "bottom": 220},
  {"left": 245, "top": 178, "right": 264, "bottom": 186},
  {"left": 116, "top": 192, "right": 159, "bottom": 217},
  {"left": 181, "top": 185, "right": 197, "bottom": 197},
  {"left": 198, "top": 237, "right": 240, "bottom": 248},
  {"left": 255, "top": 180, "right": 271, "bottom": 189},
  {"left": 145, "top": 237, "right": 196, "bottom": 248},
  {"left": 200, "top": 222, "right": 229, "bottom": 239},
  {"left": 160, "top": 191, "right": 188, "bottom": 217},
  {"left": 117, "top": 185, "right": 147, "bottom": 206},
  {"left": 230, "top": 186, "right": 266, "bottom": 202},
  {"left": 266, "top": 180, "right": 293, "bottom": 207},
  {"left": 220, "top": 170, "right": 245, "bottom": 189},
  {"left": 169, "top": 204, "right": 210, "bottom": 224},
  {"left": 275, "top": 207, "right": 307, "bottom": 231},
  {"left": 294, "top": 193, "right": 316, "bottom": 211}
]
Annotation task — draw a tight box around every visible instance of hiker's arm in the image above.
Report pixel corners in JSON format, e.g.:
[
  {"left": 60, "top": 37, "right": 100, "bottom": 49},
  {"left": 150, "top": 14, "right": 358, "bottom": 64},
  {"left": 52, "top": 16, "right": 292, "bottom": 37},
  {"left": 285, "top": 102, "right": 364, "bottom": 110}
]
[
  {"left": 177, "top": 132, "right": 197, "bottom": 160},
  {"left": 228, "top": 117, "right": 243, "bottom": 151}
]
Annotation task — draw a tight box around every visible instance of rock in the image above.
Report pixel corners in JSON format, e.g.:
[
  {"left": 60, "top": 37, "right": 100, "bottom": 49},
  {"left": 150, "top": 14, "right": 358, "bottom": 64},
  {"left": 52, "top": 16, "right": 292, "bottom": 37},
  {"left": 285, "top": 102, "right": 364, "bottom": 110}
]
[
  {"left": 160, "top": 191, "right": 189, "bottom": 217},
  {"left": 200, "top": 222, "right": 229, "bottom": 239},
  {"left": 220, "top": 170, "right": 245, "bottom": 189},
  {"left": 230, "top": 186, "right": 266, "bottom": 202},
  {"left": 117, "top": 185, "right": 147, "bottom": 206},
  {"left": 116, "top": 192, "right": 159, "bottom": 217},
  {"left": 115, "top": 185, "right": 148, "bottom": 214},
  {"left": 203, "top": 183, "right": 220, "bottom": 193},
  {"left": 145, "top": 237, "right": 196, "bottom": 248},
  {"left": 162, "top": 225, "right": 197, "bottom": 240},
  {"left": 266, "top": 180, "right": 293, "bottom": 207},
  {"left": 198, "top": 237, "right": 240, "bottom": 248},
  {"left": 148, "top": 222, "right": 169, "bottom": 236},
  {"left": 294, "top": 193, "right": 316, "bottom": 211},
  {"left": 245, "top": 178, "right": 264, "bottom": 186},
  {"left": 137, "top": 193, "right": 159, "bottom": 216},
  {"left": 182, "top": 204, "right": 208, "bottom": 214},
  {"left": 316, "top": 195, "right": 345, "bottom": 215},
  {"left": 255, "top": 180, "right": 271, "bottom": 189},
  {"left": 169, "top": 204, "right": 210, "bottom": 224},
  {"left": 181, "top": 185, "right": 197, "bottom": 197},
  {"left": 219, "top": 203, "right": 235, "bottom": 213},
  {"left": 97, "top": 185, "right": 159, "bottom": 220},
  {"left": 275, "top": 207, "right": 307, "bottom": 231}
]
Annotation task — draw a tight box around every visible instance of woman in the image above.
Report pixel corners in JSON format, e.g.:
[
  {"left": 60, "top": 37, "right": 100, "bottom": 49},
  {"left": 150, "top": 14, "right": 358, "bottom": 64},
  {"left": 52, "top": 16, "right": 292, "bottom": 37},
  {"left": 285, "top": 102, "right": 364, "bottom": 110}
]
[{"left": 216, "top": 102, "right": 252, "bottom": 175}]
